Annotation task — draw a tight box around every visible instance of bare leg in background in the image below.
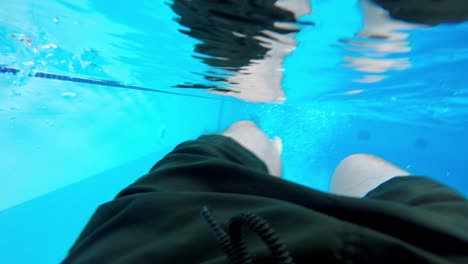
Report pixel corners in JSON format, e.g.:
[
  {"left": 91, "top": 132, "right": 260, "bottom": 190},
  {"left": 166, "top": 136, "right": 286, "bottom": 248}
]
[{"left": 330, "top": 153, "right": 411, "bottom": 198}]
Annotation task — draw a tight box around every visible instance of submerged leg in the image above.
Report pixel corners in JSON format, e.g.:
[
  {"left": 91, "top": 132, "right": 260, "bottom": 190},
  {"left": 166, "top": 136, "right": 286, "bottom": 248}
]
[{"left": 330, "top": 153, "right": 410, "bottom": 198}]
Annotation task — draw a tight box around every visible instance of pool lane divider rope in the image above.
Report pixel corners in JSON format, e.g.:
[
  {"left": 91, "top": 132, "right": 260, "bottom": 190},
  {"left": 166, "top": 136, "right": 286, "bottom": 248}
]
[{"left": 0, "top": 64, "right": 216, "bottom": 100}]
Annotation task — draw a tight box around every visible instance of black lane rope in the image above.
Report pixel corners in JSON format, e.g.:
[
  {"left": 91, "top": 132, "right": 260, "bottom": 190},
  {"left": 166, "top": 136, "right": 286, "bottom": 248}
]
[{"left": 0, "top": 64, "right": 216, "bottom": 100}]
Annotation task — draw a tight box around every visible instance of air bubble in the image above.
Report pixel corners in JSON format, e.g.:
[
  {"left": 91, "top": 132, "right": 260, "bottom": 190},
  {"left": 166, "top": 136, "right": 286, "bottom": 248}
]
[
  {"left": 62, "top": 92, "right": 76, "bottom": 98},
  {"left": 23, "top": 61, "right": 35, "bottom": 66},
  {"left": 39, "top": 44, "right": 57, "bottom": 50},
  {"left": 159, "top": 126, "right": 167, "bottom": 138}
]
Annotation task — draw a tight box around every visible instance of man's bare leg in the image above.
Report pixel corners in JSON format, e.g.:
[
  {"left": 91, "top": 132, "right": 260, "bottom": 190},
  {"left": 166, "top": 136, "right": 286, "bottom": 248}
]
[
  {"left": 330, "top": 153, "right": 410, "bottom": 198},
  {"left": 222, "top": 121, "right": 283, "bottom": 177}
]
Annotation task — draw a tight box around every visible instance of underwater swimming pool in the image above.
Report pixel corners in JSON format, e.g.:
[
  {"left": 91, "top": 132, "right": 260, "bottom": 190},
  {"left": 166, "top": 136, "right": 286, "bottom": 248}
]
[{"left": 1, "top": 0, "right": 468, "bottom": 263}]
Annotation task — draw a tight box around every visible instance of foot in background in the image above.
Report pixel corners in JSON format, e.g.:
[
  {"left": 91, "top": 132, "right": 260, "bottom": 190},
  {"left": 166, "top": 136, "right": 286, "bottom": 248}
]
[{"left": 347, "top": 0, "right": 468, "bottom": 82}]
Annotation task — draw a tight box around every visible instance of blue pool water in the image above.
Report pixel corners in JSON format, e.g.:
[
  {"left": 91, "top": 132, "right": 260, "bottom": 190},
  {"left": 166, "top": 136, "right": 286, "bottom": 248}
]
[{"left": 1, "top": 0, "right": 468, "bottom": 263}]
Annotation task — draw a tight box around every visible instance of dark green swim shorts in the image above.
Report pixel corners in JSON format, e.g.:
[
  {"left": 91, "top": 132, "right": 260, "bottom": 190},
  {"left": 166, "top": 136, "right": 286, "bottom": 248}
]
[{"left": 63, "top": 135, "right": 468, "bottom": 263}]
